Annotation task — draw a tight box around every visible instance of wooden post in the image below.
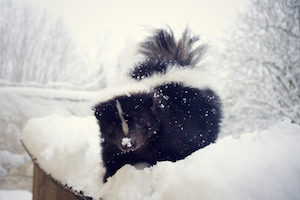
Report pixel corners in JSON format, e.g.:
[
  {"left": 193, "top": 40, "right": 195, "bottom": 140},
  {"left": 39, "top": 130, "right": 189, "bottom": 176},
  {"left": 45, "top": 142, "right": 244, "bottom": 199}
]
[
  {"left": 22, "top": 142, "right": 94, "bottom": 200},
  {"left": 32, "top": 164, "right": 82, "bottom": 200}
]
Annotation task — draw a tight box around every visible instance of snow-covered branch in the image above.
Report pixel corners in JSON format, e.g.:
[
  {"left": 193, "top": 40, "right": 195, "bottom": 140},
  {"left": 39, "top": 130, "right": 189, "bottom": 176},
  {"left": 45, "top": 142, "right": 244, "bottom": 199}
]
[{"left": 221, "top": 0, "right": 300, "bottom": 133}]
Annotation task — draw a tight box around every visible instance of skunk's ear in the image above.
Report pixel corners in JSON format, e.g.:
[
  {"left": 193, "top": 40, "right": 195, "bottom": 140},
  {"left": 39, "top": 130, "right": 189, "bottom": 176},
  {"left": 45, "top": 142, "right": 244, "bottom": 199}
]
[
  {"left": 93, "top": 104, "right": 103, "bottom": 120},
  {"left": 151, "top": 92, "right": 164, "bottom": 114}
]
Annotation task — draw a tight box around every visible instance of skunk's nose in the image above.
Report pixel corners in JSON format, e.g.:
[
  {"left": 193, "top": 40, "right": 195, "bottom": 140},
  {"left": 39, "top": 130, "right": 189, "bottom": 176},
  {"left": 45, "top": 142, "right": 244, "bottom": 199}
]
[{"left": 121, "top": 137, "right": 137, "bottom": 151}]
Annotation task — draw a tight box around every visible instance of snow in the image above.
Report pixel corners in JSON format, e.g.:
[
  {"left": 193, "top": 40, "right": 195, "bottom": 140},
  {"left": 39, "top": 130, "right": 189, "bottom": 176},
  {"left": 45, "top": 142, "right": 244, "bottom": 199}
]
[
  {"left": 122, "top": 137, "right": 132, "bottom": 148},
  {"left": 22, "top": 116, "right": 300, "bottom": 200},
  {"left": 0, "top": 87, "right": 97, "bottom": 190},
  {"left": 23, "top": 115, "right": 103, "bottom": 198},
  {"left": 1, "top": 0, "right": 298, "bottom": 197},
  {"left": 0, "top": 151, "right": 27, "bottom": 176},
  {"left": 0, "top": 190, "right": 32, "bottom": 200}
]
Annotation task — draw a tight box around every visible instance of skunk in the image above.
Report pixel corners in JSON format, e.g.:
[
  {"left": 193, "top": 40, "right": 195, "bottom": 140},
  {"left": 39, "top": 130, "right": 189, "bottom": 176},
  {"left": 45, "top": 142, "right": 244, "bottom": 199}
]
[{"left": 94, "top": 28, "right": 222, "bottom": 182}]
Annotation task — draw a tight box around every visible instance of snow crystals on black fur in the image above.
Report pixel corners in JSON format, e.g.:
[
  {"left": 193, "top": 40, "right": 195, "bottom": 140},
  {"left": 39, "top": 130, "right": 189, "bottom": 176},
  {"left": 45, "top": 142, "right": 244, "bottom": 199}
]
[{"left": 94, "top": 27, "right": 221, "bottom": 182}]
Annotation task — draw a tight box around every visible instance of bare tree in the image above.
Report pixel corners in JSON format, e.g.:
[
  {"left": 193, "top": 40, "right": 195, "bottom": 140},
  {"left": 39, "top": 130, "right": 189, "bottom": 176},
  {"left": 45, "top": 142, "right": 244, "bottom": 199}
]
[
  {"left": 0, "top": 0, "right": 106, "bottom": 89},
  {"left": 221, "top": 0, "right": 300, "bottom": 135}
]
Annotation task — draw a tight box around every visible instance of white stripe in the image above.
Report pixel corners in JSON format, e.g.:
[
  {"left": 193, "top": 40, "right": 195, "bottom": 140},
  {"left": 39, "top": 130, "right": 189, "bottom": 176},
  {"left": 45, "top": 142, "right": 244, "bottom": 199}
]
[
  {"left": 116, "top": 100, "right": 129, "bottom": 135},
  {"left": 94, "top": 67, "right": 221, "bottom": 104}
]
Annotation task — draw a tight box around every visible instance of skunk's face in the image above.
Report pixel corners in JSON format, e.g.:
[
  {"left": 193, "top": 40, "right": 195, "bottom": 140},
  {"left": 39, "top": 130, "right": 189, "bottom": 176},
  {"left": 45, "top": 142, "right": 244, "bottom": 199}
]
[{"left": 94, "top": 94, "right": 160, "bottom": 152}]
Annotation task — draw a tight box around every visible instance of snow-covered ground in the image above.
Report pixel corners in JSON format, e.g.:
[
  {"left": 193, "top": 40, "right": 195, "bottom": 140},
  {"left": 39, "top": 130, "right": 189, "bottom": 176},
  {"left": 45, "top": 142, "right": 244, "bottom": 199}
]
[
  {"left": 0, "top": 87, "right": 97, "bottom": 191},
  {"left": 0, "top": 190, "right": 32, "bottom": 200},
  {"left": 1, "top": 81, "right": 299, "bottom": 200},
  {"left": 22, "top": 115, "right": 300, "bottom": 200},
  {"left": 0, "top": 0, "right": 298, "bottom": 199}
]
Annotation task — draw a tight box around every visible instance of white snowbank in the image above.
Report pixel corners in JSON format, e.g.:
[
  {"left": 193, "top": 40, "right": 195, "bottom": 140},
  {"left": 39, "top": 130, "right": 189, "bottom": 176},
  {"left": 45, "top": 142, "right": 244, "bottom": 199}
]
[
  {"left": 0, "top": 151, "right": 28, "bottom": 176},
  {"left": 22, "top": 115, "right": 104, "bottom": 198},
  {"left": 22, "top": 116, "right": 300, "bottom": 200},
  {"left": 0, "top": 87, "right": 97, "bottom": 189},
  {"left": 0, "top": 190, "right": 32, "bottom": 200}
]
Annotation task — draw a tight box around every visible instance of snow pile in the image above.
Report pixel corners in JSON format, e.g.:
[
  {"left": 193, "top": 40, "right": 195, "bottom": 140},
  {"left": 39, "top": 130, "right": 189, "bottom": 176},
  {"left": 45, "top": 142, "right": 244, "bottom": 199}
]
[
  {"left": 0, "top": 151, "right": 28, "bottom": 176},
  {"left": 22, "top": 116, "right": 300, "bottom": 200},
  {"left": 0, "top": 190, "right": 32, "bottom": 200},
  {"left": 0, "top": 87, "right": 97, "bottom": 190},
  {"left": 22, "top": 115, "right": 104, "bottom": 198}
]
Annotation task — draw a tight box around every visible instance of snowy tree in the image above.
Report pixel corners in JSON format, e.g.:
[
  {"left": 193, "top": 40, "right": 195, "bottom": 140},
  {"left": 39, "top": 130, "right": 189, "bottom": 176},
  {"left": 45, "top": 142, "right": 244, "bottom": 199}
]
[
  {"left": 0, "top": 0, "right": 106, "bottom": 89},
  {"left": 221, "top": 0, "right": 300, "bottom": 135}
]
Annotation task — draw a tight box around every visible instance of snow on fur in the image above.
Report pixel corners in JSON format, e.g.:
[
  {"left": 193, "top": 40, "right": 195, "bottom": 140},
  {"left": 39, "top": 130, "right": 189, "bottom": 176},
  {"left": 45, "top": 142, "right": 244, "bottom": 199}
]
[{"left": 22, "top": 116, "right": 300, "bottom": 200}]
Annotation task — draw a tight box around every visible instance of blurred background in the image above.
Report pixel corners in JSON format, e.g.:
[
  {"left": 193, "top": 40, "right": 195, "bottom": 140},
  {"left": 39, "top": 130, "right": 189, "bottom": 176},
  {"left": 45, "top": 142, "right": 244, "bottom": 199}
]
[{"left": 0, "top": 0, "right": 299, "bottom": 197}]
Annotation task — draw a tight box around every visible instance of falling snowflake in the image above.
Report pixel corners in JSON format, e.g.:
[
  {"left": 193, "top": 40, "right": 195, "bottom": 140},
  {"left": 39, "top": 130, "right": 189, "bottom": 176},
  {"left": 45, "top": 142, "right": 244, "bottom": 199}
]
[
  {"left": 163, "top": 95, "right": 169, "bottom": 100},
  {"left": 211, "top": 108, "right": 216, "bottom": 114},
  {"left": 154, "top": 92, "right": 160, "bottom": 98},
  {"left": 125, "top": 93, "right": 131, "bottom": 97}
]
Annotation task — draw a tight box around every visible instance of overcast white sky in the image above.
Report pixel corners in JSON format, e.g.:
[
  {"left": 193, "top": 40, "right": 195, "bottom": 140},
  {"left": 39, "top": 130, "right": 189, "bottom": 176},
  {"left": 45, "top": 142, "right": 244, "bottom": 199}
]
[
  {"left": 14, "top": 0, "right": 248, "bottom": 63},
  {"left": 19, "top": 0, "right": 248, "bottom": 40}
]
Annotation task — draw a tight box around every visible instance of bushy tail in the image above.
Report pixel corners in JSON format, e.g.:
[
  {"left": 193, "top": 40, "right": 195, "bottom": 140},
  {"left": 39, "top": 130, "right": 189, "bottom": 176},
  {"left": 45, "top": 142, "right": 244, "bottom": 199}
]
[
  {"left": 130, "top": 27, "right": 207, "bottom": 80},
  {"left": 140, "top": 27, "right": 206, "bottom": 67}
]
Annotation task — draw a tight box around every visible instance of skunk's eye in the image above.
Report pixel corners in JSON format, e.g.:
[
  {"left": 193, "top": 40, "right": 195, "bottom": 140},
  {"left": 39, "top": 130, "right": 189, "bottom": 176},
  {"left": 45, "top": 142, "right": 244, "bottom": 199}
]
[
  {"left": 139, "top": 119, "right": 145, "bottom": 125},
  {"left": 137, "top": 119, "right": 147, "bottom": 133},
  {"left": 106, "top": 125, "right": 114, "bottom": 134}
]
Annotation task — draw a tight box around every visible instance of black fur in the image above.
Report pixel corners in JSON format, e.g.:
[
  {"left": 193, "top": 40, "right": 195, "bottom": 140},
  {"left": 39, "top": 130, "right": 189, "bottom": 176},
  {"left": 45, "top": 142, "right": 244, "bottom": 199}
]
[
  {"left": 130, "top": 28, "right": 207, "bottom": 80},
  {"left": 94, "top": 28, "right": 222, "bottom": 183}
]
